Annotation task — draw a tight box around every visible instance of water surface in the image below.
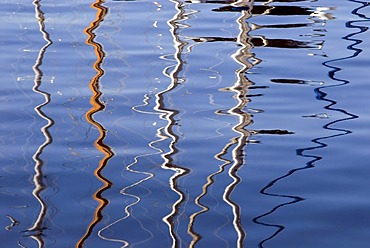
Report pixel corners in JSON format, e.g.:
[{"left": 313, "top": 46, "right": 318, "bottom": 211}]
[{"left": 1, "top": 0, "right": 370, "bottom": 247}]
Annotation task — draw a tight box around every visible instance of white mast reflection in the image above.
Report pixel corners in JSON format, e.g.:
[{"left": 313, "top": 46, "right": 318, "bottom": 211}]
[
  {"left": 222, "top": 3, "right": 255, "bottom": 247},
  {"left": 163, "top": 1, "right": 258, "bottom": 246},
  {"left": 162, "top": 1, "right": 259, "bottom": 246},
  {"left": 28, "top": 0, "right": 54, "bottom": 246},
  {"left": 157, "top": 1, "right": 190, "bottom": 247}
]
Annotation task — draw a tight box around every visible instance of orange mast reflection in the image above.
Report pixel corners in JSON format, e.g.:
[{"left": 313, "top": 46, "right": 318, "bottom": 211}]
[{"left": 77, "top": 1, "right": 113, "bottom": 247}]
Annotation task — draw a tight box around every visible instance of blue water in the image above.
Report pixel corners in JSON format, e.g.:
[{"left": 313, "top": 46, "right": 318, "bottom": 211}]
[{"left": 1, "top": 0, "right": 370, "bottom": 247}]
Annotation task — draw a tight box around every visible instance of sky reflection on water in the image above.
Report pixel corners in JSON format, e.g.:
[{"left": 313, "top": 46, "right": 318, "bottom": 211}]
[{"left": 1, "top": 0, "right": 370, "bottom": 247}]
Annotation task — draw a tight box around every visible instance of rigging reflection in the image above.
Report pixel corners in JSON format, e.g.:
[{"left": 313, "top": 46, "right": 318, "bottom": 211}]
[
  {"left": 77, "top": 1, "right": 114, "bottom": 247},
  {"left": 26, "top": 0, "right": 54, "bottom": 246}
]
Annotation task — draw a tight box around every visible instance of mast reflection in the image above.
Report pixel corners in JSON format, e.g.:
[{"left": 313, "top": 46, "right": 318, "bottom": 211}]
[
  {"left": 217, "top": 5, "right": 254, "bottom": 247},
  {"left": 186, "top": 0, "right": 256, "bottom": 246},
  {"left": 179, "top": 1, "right": 295, "bottom": 246},
  {"left": 215, "top": 2, "right": 258, "bottom": 246},
  {"left": 185, "top": 0, "right": 317, "bottom": 247},
  {"left": 160, "top": 1, "right": 190, "bottom": 247},
  {"left": 27, "top": 0, "right": 54, "bottom": 246},
  {"left": 249, "top": 2, "right": 360, "bottom": 247},
  {"left": 77, "top": 1, "right": 113, "bottom": 247}
]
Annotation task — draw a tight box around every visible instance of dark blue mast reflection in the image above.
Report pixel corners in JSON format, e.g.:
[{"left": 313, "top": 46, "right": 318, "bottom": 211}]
[{"left": 253, "top": 1, "right": 369, "bottom": 247}]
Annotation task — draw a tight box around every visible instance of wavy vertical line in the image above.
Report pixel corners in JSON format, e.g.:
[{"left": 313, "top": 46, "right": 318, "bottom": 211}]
[
  {"left": 76, "top": 1, "right": 114, "bottom": 247},
  {"left": 252, "top": 171, "right": 305, "bottom": 247},
  {"left": 155, "top": 1, "right": 191, "bottom": 247},
  {"left": 97, "top": 93, "right": 163, "bottom": 247},
  {"left": 250, "top": 4, "right": 328, "bottom": 247},
  {"left": 186, "top": 3, "right": 257, "bottom": 247},
  {"left": 94, "top": 2, "right": 190, "bottom": 246},
  {"left": 252, "top": 2, "right": 367, "bottom": 247},
  {"left": 188, "top": 138, "right": 237, "bottom": 247},
  {"left": 312, "top": 0, "right": 366, "bottom": 144},
  {"left": 98, "top": 139, "right": 161, "bottom": 247},
  {"left": 222, "top": 7, "right": 257, "bottom": 247},
  {"left": 187, "top": 2, "right": 253, "bottom": 245},
  {"left": 98, "top": 100, "right": 165, "bottom": 247},
  {"left": 97, "top": 2, "right": 190, "bottom": 246},
  {"left": 27, "top": 0, "right": 54, "bottom": 246}
]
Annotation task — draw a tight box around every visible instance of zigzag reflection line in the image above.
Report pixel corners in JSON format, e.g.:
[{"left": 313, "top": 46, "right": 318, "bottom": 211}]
[
  {"left": 97, "top": 87, "right": 168, "bottom": 246},
  {"left": 98, "top": 1, "right": 190, "bottom": 245},
  {"left": 157, "top": 1, "right": 191, "bottom": 247},
  {"left": 188, "top": 139, "right": 236, "bottom": 247},
  {"left": 314, "top": 0, "right": 365, "bottom": 150},
  {"left": 98, "top": 131, "right": 166, "bottom": 246},
  {"left": 28, "top": 0, "right": 53, "bottom": 245},
  {"left": 253, "top": 2, "right": 368, "bottom": 247},
  {"left": 250, "top": 4, "right": 328, "bottom": 247},
  {"left": 188, "top": 5, "right": 257, "bottom": 247},
  {"left": 186, "top": 6, "right": 251, "bottom": 243},
  {"left": 253, "top": 170, "right": 306, "bottom": 247},
  {"left": 102, "top": 141, "right": 161, "bottom": 247},
  {"left": 77, "top": 0, "right": 114, "bottom": 247},
  {"left": 223, "top": 8, "right": 256, "bottom": 247},
  {"left": 99, "top": 1, "right": 190, "bottom": 244}
]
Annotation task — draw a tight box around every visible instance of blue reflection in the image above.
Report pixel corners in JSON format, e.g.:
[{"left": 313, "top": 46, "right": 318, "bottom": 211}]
[{"left": 253, "top": 1, "right": 369, "bottom": 247}]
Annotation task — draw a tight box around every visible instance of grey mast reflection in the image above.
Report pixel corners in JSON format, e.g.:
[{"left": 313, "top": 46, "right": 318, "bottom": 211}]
[
  {"left": 185, "top": 1, "right": 255, "bottom": 247},
  {"left": 222, "top": 3, "right": 255, "bottom": 247},
  {"left": 205, "top": 2, "right": 334, "bottom": 246},
  {"left": 27, "top": 0, "right": 54, "bottom": 246},
  {"left": 185, "top": 1, "right": 297, "bottom": 247}
]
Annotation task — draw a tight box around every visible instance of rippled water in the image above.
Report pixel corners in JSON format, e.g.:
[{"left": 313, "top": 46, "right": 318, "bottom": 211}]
[{"left": 1, "top": 0, "right": 370, "bottom": 247}]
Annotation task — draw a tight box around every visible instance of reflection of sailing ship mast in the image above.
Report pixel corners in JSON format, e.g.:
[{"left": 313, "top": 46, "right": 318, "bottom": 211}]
[
  {"left": 185, "top": 2, "right": 254, "bottom": 247},
  {"left": 77, "top": 1, "right": 113, "bottom": 247},
  {"left": 252, "top": 2, "right": 363, "bottom": 244},
  {"left": 185, "top": 1, "right": 294, "bottom": 246},
  {"left": 28, "top": 0, "right": 54, "bottom": 246},
  {"left": 247, "top": 2, "right": 339, "bottom": 247},
  {"left": 158, "top": 1, "right": 190, "bottom": 247},
  {"left": 221, "top": 6, "right": 254, "bottom": 247}
]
